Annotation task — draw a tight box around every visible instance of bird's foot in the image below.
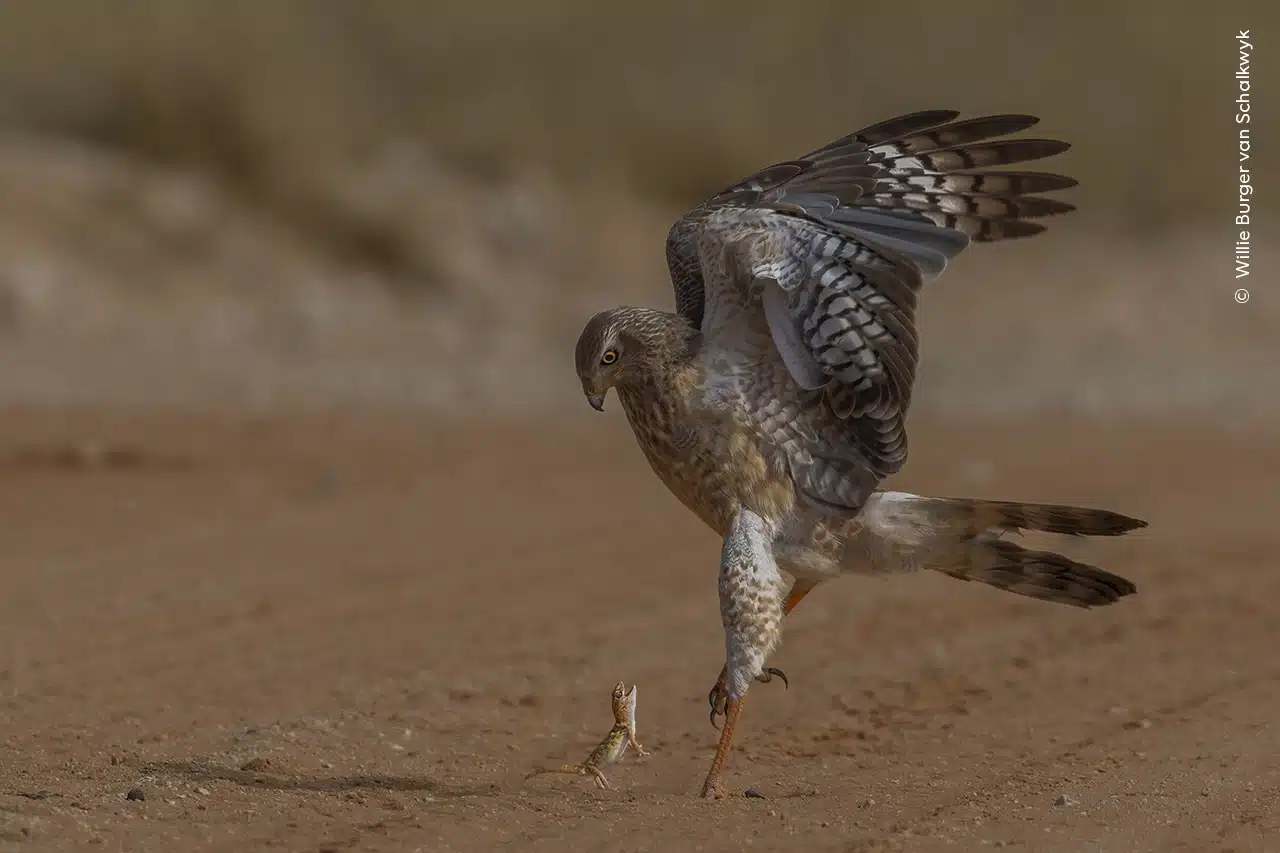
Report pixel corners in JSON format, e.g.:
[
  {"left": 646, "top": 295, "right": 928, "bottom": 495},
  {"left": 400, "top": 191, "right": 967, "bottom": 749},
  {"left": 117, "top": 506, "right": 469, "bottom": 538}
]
[
  {"left": 700, "top": 777, "right": 732, "bottom": 799},
  {"left": 707, "top": 665, "right": 788, "bottom": 729}
]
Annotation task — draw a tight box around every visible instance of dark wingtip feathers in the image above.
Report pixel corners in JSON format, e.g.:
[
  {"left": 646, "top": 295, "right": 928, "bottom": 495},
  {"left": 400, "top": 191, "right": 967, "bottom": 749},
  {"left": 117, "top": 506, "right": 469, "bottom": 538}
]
[
  {"left": 796, "top": 110, "right": 1079, "bottom": 250},
  {"left": 844, "top": 109, "right": 963, "bottom": 147},
  {"left": 664, "top": 108, "right": 1079, "bottom": 328}
]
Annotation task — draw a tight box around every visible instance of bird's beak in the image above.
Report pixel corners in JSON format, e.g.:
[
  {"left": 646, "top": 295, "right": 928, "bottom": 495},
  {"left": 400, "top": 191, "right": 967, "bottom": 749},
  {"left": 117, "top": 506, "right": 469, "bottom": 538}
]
[{"left": 586, "top": 393, "right": 605, "bottom": 412}]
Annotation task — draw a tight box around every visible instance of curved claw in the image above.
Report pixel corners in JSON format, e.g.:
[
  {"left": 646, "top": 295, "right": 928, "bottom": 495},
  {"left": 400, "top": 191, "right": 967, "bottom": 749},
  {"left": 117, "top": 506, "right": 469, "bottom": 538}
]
[
  {"left": 708, "top": 667, "right": 790, "bottom": 730},
  {"left": 759, "top": 667, "right": 789, "bottom": 689},
  {"left": 708, "top": 686, "right": 725, "bottom": 730}
]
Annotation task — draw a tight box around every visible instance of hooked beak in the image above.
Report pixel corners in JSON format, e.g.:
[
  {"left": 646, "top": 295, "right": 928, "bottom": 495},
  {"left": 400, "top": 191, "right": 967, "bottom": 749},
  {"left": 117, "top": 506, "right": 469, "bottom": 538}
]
[{"left": 586, "top": 393, "right": 605, "bottom": 412}]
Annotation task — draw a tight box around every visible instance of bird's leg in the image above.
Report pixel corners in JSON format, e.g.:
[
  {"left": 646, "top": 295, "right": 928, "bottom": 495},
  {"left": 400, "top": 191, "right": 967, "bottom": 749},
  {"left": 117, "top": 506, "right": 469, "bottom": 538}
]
[
  {"left": 707, "top": 579, "right": 818, "bottom": 727},
  {"left": 700, "top": 508, "right": 785, "bottom": 799},
  {"left": 701, "top": 696, "right": 745, "bottom": 799}
]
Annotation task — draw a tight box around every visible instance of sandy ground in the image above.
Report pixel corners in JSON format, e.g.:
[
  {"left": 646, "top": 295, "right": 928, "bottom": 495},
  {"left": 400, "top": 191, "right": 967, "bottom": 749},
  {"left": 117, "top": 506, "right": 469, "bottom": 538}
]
[{"left": 0, "top": 407, "right": 1275, "bottom": 852}]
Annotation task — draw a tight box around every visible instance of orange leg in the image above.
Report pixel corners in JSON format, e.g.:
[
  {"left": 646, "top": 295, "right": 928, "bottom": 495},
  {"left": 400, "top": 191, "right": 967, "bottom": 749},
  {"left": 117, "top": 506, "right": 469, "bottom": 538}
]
[
  {"left": 700, "top": 697, "right": 744, "bottom": 798},
  {"left": 782, "top": 579, "right": 818, "bottom": 615}
]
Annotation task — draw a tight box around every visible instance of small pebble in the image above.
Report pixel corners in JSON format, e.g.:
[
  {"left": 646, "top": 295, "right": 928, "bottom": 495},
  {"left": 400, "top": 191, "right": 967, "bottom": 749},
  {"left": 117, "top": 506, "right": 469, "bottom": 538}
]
[
  {"left": 744, "top": 789, "right": 766, "bottom": 799},
  {"left": 125, "top": 788, "right": 146, "bottom": 802},
  {"left": 195, "top": 787, "right": 210, "bottom": 796},
  {"left": 1055, "top": 793, "right": 1077, "bottom": 807}
]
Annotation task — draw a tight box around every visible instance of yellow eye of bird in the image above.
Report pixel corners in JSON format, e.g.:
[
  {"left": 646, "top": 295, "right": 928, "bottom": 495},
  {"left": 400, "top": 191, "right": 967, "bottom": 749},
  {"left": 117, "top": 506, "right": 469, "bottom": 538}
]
[{"left": 601, "top": 350, "right": 618, "bottom": 365}]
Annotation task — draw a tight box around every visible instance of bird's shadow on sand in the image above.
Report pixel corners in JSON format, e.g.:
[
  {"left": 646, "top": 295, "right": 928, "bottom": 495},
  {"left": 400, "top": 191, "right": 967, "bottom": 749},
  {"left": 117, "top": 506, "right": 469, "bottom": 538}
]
[{"left": 141, "top": 760, "right": 497, "bottom": 799}]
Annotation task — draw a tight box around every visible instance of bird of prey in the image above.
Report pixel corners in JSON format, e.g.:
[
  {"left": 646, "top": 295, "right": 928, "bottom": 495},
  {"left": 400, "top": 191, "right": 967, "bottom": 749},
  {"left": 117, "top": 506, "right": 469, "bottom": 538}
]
[{"left": 573, "top": 110, "right": 1145, "bottom": 799}]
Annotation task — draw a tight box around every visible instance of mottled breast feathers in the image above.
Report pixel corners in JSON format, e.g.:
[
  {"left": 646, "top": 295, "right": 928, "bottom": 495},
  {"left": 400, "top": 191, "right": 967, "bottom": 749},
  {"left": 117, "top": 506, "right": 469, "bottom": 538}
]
[{"left": 665, "top": 109, "right": 1076, "bottom": 509}]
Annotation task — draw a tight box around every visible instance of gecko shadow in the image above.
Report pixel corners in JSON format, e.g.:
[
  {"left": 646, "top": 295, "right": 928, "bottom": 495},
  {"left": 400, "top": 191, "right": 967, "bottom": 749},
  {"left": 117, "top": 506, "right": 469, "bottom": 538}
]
[{"left": 141, "top": 760, "right": 498, "bottom": 799}]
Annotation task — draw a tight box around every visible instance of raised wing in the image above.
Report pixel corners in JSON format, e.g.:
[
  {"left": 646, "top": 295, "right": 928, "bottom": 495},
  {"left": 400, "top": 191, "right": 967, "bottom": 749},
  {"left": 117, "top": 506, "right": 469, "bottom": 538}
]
[
  {"left": 667, "top": 110, "right": 1076, "bottom": 331},
  {"left": 669, "top": 111, "right": 1075, "bottom": 509}
]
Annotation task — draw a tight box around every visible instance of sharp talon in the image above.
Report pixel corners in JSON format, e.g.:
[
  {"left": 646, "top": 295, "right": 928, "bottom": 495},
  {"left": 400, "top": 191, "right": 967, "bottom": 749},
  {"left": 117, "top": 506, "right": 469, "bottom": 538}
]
[
  {"left": 708, "top": 680, "right": 728, "bottom": 730},
  {"left": 757, "top": 667, "right": 788, "bottom": 689}
]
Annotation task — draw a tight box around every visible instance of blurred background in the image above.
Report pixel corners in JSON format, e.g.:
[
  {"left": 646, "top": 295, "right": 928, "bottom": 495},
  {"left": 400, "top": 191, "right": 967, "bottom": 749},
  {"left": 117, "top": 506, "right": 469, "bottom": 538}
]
[
  {"left": 0, "top": 0, "right": 1275, "bottom": 417},
  {"left": 3, "top": 5, "right": 1280, "bottom": 849}
]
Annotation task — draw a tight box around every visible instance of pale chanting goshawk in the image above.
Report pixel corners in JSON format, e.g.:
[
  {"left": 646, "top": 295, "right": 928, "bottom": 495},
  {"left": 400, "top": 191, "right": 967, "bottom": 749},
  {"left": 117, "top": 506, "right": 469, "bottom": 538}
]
[{"left": 573, "top": 110, "right": 1145, "bottom": 799}]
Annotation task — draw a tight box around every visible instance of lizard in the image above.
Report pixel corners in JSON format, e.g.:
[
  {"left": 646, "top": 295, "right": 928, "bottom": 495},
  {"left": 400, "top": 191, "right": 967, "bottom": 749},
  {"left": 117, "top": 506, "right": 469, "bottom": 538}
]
[{"left": 525, "top": 681, "right": 649, "bottom": 790}]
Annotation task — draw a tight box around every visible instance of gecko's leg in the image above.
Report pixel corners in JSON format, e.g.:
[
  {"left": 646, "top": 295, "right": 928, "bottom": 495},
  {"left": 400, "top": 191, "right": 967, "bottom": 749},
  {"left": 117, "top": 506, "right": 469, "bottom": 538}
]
[
  {"left": 626, "top": 735, "right": 650, "bottom": 758},
  {"left": 585, "top": 764, "right": 611, "bottom": 790},
  {"left": 707, "top": 579, "right": 817, "bottom": 728},
  {"left": 700, "top": 508, "right": 785, "bottom": 799},
  {"left": 527, "top": 762, "right": 613, "bottom": 791},
  {"left": 526, "top": 764, "right": 591, "bottom": 784},
  {"left": 619, "top": 687, "right": 649, "bottom": 757}
]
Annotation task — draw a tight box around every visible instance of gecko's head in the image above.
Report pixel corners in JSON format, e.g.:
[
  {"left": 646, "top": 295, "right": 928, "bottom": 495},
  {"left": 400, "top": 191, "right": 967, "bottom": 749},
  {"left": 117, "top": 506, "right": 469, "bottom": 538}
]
[
  {"left": 574, "top": 307, "right": 697, "bottom": 412},
  {"left": 609, "top": 681, "right": 637, "bottom": 723}
]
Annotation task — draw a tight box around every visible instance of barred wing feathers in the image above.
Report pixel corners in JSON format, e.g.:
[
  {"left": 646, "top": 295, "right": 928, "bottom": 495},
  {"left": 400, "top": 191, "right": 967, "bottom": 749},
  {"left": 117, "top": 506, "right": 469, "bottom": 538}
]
[{"left": 671, "top": 111, "right": 1075, "bottom": 511}]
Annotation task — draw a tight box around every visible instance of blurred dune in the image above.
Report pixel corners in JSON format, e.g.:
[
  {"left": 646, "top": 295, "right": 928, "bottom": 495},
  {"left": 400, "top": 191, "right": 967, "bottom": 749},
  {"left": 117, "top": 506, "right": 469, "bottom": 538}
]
[{"left": 0, "top": 1, "right": 1275, "bottom": 416}]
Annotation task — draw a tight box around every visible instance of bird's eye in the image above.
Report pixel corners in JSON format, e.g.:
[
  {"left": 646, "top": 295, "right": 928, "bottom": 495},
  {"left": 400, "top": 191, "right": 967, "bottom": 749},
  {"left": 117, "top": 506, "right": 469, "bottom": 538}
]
[{"left": 600, "top": 350, "right": 618, "bottom": 365}]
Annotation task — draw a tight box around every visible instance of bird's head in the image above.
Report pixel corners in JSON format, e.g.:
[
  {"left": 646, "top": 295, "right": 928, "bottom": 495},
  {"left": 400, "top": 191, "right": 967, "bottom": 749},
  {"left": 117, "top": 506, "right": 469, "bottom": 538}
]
[{"left": 574, "top": 307, "right": 664, "bottom": 412}]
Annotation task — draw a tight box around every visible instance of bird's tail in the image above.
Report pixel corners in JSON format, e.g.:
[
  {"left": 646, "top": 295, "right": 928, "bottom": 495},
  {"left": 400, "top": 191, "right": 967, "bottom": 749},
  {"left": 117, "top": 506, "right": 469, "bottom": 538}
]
[{"left": 849, "top": 492, "right": 1145, "bottom": 607}]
